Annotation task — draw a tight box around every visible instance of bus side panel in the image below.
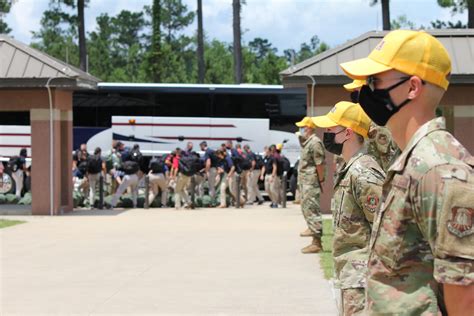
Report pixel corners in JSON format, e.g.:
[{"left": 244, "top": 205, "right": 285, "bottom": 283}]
[
  {"left": 0, "top": 125, "right": 31, "bottom": 158},
  {"left": 208, "top": 118, "right": 269, "bottom": 152}
]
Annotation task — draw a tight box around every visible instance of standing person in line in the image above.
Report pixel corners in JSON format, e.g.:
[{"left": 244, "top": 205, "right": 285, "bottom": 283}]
[
  {"left": 215, "top": 149, "right": 235, "bottom": 208},
  {"left": 340, "top": 30, "right": 474, "bottom": 315},
  {"left": 225, "top": 140, "right": 244, "bottom": 206},
  {"left": 184, "top": 142, "right": 194, "bottom": 156},
  {"left": 72, "top": 143, "right": 89, "bottom": 180},
  {"left": 244, "top": 144, "right": 264, "bottom": 205},
  {"left": 9, "top": 148, "right": 28, "bottom": 198},
  {"left": 200, "top": 141, "right": 218, "bottom": 202},
  {"left": 175, "top": 149, "right": 192, "bottom": 210},
  {"left": 110, "top": 146, "right": 142, "bottom": 209},
  {"left": 86, "top": 147, "right": 105, "bottom": 209},
  {"left": 148, "top": 155, "right": 168, "bottom": 207},
  {"left": 294, "top": 117, "right": 326, "bottom": 253},
  {"left": 345, "top": 79, "right": 399, "bottom": 173},
  {"left": 260, "top": 146, "right": 279, "bottom": 208},
  {"left": 312, "top": 102, "right": 385, "bottom": 315}
]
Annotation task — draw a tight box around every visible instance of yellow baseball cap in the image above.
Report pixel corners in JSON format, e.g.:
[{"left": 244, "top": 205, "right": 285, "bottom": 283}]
[
  {"left": 276, "top": 143, "right": 283, "bottom": 151},
  {"left": 340, "top": 30, "right": 451, "bottom": 90},
  {"left": 295, "top": 117, "right": 316, "bottom": 128},
  {"left": 343, "top": 79, "right": 366, "bottom": 91},
  {"left": 311, "top": 101, "right": 371, "bottom": 138}
]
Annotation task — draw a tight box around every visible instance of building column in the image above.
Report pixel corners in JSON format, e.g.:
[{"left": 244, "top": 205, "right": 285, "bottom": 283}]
[
  {"left": 30, "top": 109, "right": 62, "bottom": 215},
  {"left": 60, "top": 110, "right": 73, "bottom": 212}
]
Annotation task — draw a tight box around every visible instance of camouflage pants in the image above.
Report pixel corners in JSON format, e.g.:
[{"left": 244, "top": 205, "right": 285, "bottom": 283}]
[
  {"left": 341, "top": 288, "right": 365, "bottom": 316},
  {"left": 300, "top": 183, "right": 322, "bottom": 237}
]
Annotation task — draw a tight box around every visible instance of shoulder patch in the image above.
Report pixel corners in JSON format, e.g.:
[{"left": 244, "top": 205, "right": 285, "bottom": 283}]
[
  {"left": 447, "top": 207, "right": 474, "bottom": 238},
  {"left": 366, "top": 194, "right": 379, "bottom": 213}
]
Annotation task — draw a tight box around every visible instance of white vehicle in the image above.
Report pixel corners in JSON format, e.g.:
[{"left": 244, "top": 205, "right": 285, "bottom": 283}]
[{"left": 87, "top": 116, "right": 301, "bottom": 164}]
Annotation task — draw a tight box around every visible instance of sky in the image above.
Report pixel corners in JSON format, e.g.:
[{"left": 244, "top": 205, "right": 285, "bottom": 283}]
[{"left": 4, "top": 0, "right": 467, "bottom": 53}]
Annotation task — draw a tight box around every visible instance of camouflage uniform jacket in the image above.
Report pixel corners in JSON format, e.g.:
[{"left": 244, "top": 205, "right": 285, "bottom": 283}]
[
  {"left": 367, "top": 124, "right": 399, "bottom": 173},
  {"left": 298, "top": 134, "right": 325, "bottom": 186},
  {"left": 367, "top": 117, "right": 474, "bottom": 315},
  {"left": 332, "top": 149, "right": 385, "bottom": 289}
]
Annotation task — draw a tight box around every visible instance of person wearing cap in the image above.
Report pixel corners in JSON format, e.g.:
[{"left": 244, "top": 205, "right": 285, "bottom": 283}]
[
  {"left": 344, "top": 79, "right": 399, "bottom": 173},
  {"left": 294, "top": 117, "right": 326, "bottom": 253},
  {"left": 340, "top": 30, "right": 474, "bottom": 315},
  {"left": 312, "top": 101, "right": 385, "bottom": 315}
]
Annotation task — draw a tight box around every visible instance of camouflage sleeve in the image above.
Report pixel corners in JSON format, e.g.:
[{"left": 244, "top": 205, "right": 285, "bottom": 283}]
[
  {"left": 416, "top": 166, "right": 474, "bottom": 286},
  {"left": 313, "top": 140, "right": 325, "bottom": 165},
  {"left": 352, "top": 166, "right": 384, "bottom": 223}
]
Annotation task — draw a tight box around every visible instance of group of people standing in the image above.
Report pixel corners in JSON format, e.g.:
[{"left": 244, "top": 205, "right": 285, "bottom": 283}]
[
  {"left": 72, "top": 138, "right": 291, "bottom": 210},
  {"left": 295, "top": 30, "right": 473, "bottom": 315}
]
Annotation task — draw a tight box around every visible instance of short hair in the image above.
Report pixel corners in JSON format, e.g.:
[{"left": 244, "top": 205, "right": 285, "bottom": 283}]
[
  {"left": 200, "top": 141, "right": 207, "bottom": 147},
  {"left": 94, "top": 147, "right": 101, "bottom": 155}
]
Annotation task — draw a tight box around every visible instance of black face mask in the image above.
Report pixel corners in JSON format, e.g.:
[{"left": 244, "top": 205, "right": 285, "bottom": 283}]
[
  {"left": 350, "top": 90, "right": 359, "bottom": 103},
  {"left": 323, "top": 130, "right": 346, "bottom": 155},
  {"left": 358, "top": 77, "right": 411, "bottom": 126}
]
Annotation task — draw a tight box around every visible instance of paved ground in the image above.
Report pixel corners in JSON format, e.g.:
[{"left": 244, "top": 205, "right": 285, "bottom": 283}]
[{"left": 0, "top": 204, "right": 337, "bottom": 315}]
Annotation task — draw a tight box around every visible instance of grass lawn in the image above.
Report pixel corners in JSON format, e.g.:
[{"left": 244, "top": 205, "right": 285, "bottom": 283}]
[
  {"left": 320, "top": 219, "right": 334, "bottom": 280},
  {"left": 0, "top": 219, "right": 25, "bottom": 229}
]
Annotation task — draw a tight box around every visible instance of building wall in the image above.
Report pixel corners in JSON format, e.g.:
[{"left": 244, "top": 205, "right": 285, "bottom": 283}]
[{"left": 306, "top": 84, "right": 474, "bottom": 213}]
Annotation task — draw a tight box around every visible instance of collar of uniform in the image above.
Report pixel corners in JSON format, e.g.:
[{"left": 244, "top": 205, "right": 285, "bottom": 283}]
[
  {"left": 389, "top": 117, "right": 446, "bottom": 173},
  {"left": 302, "top": 133, "right": 316, "bottom": 147},
  {"left": 341, "top": 147, "right": 367, "bottom": 174}
]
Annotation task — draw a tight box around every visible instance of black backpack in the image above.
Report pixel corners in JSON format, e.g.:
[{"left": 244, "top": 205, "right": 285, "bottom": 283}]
[
  {"left": 8, "top": 156, "right": 22, "bottom": 172},
  {"left": 233, "top": 154, "right": 253, "bottom": 173},
  {"left": 129, "top": 149, "right": 143, "bottom": 164},
  {"left": 149, "top": 156, "right": 165, "bottom": 174},
  {"left": 179, "top": 155, "right": 200, "bottom": 176},
  {"left": 123, "top": 160, "right": 140, "bottom": 175},
  {"left": 254, "top": 154, "right": 264, "bottom": 169},
  {"left": 87, "top": 155, "right": 102, "bottom": 174},
  {"left": 275, "top": 155, "right": 290, "bottom": 176}
]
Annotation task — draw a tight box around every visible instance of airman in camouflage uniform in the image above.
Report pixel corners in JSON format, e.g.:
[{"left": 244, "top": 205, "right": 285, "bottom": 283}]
[
  {"left": 313, "top": 101, "right": 385, "bottom": 315},
  {"left": 344, "top": 79, "right": 399, "bottom": 173},
  {"left": 367, "top": 123, "right": 399, "bottom": 173},
  {"left": 340, "top": 30, "right": 474, "bottom": 315},
  {"left": 295, "top": 117, "right": 326, "bottom": 253}
]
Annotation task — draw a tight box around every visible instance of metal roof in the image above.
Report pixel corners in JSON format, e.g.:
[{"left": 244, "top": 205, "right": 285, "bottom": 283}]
[
  {"left": 0, "top": 35, "right": 100, "bottom": 89},
  {"left": 281, "top": 29, "right": 474, "bottom": 86}
]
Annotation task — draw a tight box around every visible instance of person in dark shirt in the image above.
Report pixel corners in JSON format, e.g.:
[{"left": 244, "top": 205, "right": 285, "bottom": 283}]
[
  {"left": 260, "top": 146, "right": 280, "bottom": 208},
  {"left": 200, "top": 141, "right": 218, "bottom": 201},
  {"left": 216, "top": 149, "right": 235, "bottom": 208}
]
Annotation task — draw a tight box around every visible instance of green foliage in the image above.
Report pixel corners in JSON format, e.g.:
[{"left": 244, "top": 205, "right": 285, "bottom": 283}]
[
  {"left": 0, "top": 219, "right": 25, "bottom": 229},
  {"left": 0, "top": 0, "right": 13, "bottom": 34},
  {"left": 29, "top": 1, "right": 329, "bottom": 85},
  {"left": 430, "top": 19, "right": 467, "bottom": 28},
  {"left": 437, "top": 0, "right": 474, "bottom": 14},
  {"left": 320, "top": 219, "right": 334, "bottom": 280},
  {"left": 284, "top": 35, "right": 329, "bottom": 65},
  {"left": 391, "top": 15, "right": 416, "bottom": 29}
]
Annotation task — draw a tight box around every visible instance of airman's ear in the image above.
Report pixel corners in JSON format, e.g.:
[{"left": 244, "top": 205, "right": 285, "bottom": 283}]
[{"left": 407, "top": 76, "right": 424, "bottom": 100}]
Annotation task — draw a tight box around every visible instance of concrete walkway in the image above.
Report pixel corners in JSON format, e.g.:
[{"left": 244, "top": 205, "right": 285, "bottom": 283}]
[{"left": 0, "top": 204, "right": 337, "bottom": 315}]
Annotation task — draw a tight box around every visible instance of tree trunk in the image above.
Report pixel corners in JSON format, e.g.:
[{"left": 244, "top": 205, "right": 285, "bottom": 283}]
[
  {"left": 468, "top": 1, "right": 474, "bottom": 29},
  {"left": 151, "top": 0, "right": 162, "bottom": 83},
  {"left": 232, "top": 0, "right": 242, "bottom": 84},
  {"left": 78, "top": 0, "right": 87, "bottom": 71},
  {"left": 197, "top": 0, "right": 205, "bottom": 83},
  {"left": 381, "top": 0, "right": 390, "bottom": 30}
]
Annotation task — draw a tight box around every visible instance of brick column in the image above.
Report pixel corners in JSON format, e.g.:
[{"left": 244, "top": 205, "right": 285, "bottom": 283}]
[{"left": 30, "top": 109, "right": 62, "bottom": 215}]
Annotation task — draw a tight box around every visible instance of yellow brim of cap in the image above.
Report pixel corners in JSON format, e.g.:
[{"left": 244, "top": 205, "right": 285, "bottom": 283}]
[
  {"left": 340, "top": 57, "right": 392, "bottom": 79},
  {"left": 295, "top": 121, "right": 305, "bottom": 127},
  {"left": 311, "top": 115, "right": 338, "bottom": 128}
]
